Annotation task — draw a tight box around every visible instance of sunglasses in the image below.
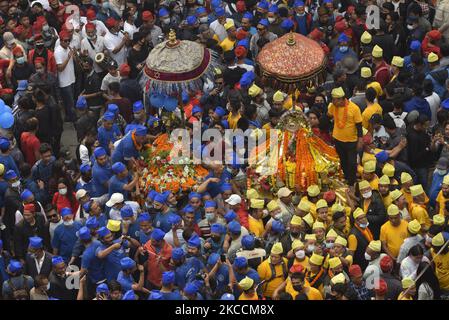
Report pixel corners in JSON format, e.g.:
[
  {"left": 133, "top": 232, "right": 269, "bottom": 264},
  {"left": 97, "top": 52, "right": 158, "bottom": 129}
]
[
  {"left": 47, "top": 214, "right": 57, "bottom": 219},
  {"left": 257, "top": 27, "right": 265, "bottom": 31}
]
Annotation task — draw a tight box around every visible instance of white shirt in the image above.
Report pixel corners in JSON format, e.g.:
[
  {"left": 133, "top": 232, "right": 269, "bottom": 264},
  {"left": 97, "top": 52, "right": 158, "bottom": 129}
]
[
  {"left": 54, "top": 45, "right": 76, "bottom": 88},
  {"left": 235, "top": 63, "right": 255, "bottom": 72},
  {"left": 81, "top": 20, "right": 109, "bottom": 38},
  {"left": 80, "top": 36, "right": 105, "bottom": 73},
  {"left": 425, "top": 92, "right": 441, "bottom": 128},
  {"left": 101, "top": 73, "right": 121, "bottom": 91},
  {"left": 54, "top": 32, "right": 82, "bottom": 50},
  {"left": 123, "top": 21, "right": 138, "bottom": 39},
  {"left": 34, "top": 252, "right": 46, "bottom": 274},
  {"left": 109, "top": 201, "right": 140, "bottom": 221},
  {"left": 79, "top": 144, "right": 90, "bottom": 165},
  {"left": 400, "top": 256, "right": 430, "bottom": 280},
  {"left": 164, "top": 229, "right": 185, "bottom": 247},
  {"left": 210, "top": 18, "right": 234, "bottom": 42},
  {"left": 104, "top": 31, "right": 127, "bottom": 66}
]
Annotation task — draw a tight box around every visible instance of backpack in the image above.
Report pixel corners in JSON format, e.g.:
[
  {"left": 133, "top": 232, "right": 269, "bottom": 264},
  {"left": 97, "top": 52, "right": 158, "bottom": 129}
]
[
  {"left": 388, "top": 112, "right": 407, "bottom": 129},
  {"left": 8, "top": 276, "right": 30, "bottom": 300}
]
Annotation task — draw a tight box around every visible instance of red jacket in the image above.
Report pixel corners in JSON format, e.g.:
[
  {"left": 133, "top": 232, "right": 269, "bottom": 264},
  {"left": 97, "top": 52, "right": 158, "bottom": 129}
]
[
  {"left": 52, "top": 192, "right": 80, "bottom": 215},
  {"left": 27, "top": 49, "right": 57, "bottom": 75},
  {"left": 374, "top": 60, "right": 391, "bottom": 88},
  {"left": 144, "top": 240, "right": 173, "bottom": 287}
]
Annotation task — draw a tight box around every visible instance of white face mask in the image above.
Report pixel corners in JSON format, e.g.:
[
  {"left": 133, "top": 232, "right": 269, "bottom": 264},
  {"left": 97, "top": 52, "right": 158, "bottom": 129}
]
[
  {"left": 162, "top": 18, "right": 171, "bottom": 24},
  {"left": 407, "top": 24, "right": 415, "bottom": 30},
  {"left": 437, "top": 169, "right": 446, "bottom": 176},
  {"left": 362, "top": 191, "right": 372, "bottom": 199},
  {"left": 12, "top": 181, "right": 20, "bottom": 188},
  {"left": 364, "top": 252, "right": 372, "bottom": 261},
  {"left": 206, "top": 213, "right": 215, "bottom": 221},
  {"left": 295, "top": 250, "right": 305, "bottom": 259},
  {"left": 274, "top": 213, "right": 282, "bottom": 220},
  {"left": 359, "top": 221, "right": 369, "bottom": 229},
  {"left": 268, "top": 17, "right": 275, "bottom": 23},
  {"left": 199, "top": 16, "right": 208, "bottom": 23},
  {"left": 306, "top": 244, "right": 315, "bottom": 253},
  {"left": 59, "top": 188, "right": 68, "bottom": 195},
  {"left": 64, "top": 220, "right": 74, "bottom": 226}
]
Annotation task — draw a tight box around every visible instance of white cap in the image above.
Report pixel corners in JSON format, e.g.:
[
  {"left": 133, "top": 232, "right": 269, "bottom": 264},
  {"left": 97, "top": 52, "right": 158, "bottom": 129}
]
[
  {"left": 225, "top": 194, "right": 242, "bottom": 206},
  {"left": 106, "top": 193, "right": 124, "bottom": 207},
  {"left": 75, "top": 189, "right": 87, "bottom": 200}
]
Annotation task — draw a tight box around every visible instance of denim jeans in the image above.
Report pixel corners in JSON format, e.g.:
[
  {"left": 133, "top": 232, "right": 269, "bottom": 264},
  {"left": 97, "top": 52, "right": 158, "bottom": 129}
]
[{"left": 59, "top": 84, "right": 77, "bottom": 121}]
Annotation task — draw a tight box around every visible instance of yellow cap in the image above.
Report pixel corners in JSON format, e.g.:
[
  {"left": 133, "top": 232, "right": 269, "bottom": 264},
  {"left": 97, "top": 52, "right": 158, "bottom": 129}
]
[
  {"left": 387, "top": 204, "right": 400, "bottom": 216},
  {"left": 353, "top": 207, "right": 365, "bottom": 220},
  {"left": 0, "top": 163, "right": 4, "bottom": 176},
  {"left": 247, "top": 188, "right": 260, "bottom": 199},
  {"left": 408, "top": 219, "right": 421, "bottom": 234},
  {"left": 358, "top": 180, "right": 370, "bottom": 190},
  {"left": 331, "top": 87, "right": 345, "bottom": 98},
  {"left": 224, "top": 20, "right": 235, "bottom": 30},
  {"left": 390, "top": 189, "right": 403, "bottom": 202},
  {"left": 277, "top": 187, "right": 293, "bottom": 198},
  {"left": 297, "top": 200, "right": 311, "bottom": 212},
  {"left": 360, "top": 31, "right": 372, "bottom": 44},
  {"left": 239, "top": 276, "right": 254, "bottom": 291},
  {"left": 363, "top": 160, "right": 376, "bottom": 173},
  {"left": 402, "top": 277, "right": 415, "bottom": 289},
  {"left": 328, "top": 257, "right": 342, "bottom": 269},
  {"left": 331, "top": 203, "right": 345, "bottom": 213},
  {"left": 368, "top": 240, "right": 381, "bottom": 252},
  {"left": 379, "top": 175, "right": 390, "bottom": 185},
  {"left": 335, "top": 236, "right": 347, "bottom": 246},
  {"left": 391, "top": 56, "right": 404, "bottom": 67},
  {"left": 401, "top": 172, "right": 413, "bottom": 184},
  {"left": 273, "top": 90, "right": 284, "bottom": 102},
  {"left": 361, "top": 67, "right": 372, "bottom": 79},
  {"left": 326, "top": 229, "right": 338, "bottom": 239},
  {"left": 304, "top": 233, "right": 316, "bottom": 241},
  {"left": 303, "top": 213, "right": 314, "bottom": 227},
  {"left": 271, "top": 242, "right": 283, "bottom": 254},
  {"left": 366, "top": 81, "right": 384, "bottom": 97},
  {"left": 248, "top": 84, "right": 262, "bottom": 97},
  {"left": 312, "top": 221, "right": 325, "bottom": 230},
  {"left": 331, "top": 273, "right": 346, "bottom": 285},
  {"left": 107, "top": 219, "right": 121, "bottom": 232},
  {"left": 307, "top": 184, "right": 320, "bottom": 197},
  {"left": 290, "top": 215, "right": 302, "bottom": 226},
  {"left": 372, "top": 45, "right": 383, "bottom": 58},
  {"left": 309, "top": 253, "right": 324, "bottom": 266},
  {"left": 266, "top": 199, "right": 279, "bottom": 212},
  {"left": 432, "top": 232, "right": 445, "bottom": 246},
  {"left": 382, "top": 163, "right": 395, "bottom": 178},
  {"left": 316, "top": 199, "right": 328, "bottom": 210},
  {"left": 433, "top": 214, "right": 445, "bottom": 226},
  {"left": 428, "top": 52, "right": 439, "bottom": 63},
  {"left": 443, "top": 175, "right": 449, "bottom": 185},
  {"left": 291, "top": 239, "right": 304, "bottom": 250},
  {"left": 410, "top": 184, "right": 424, "bottom": 197},
  {"left": 250, "top": 198, "right": 265, "bottom": 209}
]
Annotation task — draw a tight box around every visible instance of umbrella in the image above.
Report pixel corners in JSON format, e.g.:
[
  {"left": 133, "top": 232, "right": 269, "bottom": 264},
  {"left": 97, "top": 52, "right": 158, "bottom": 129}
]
[{"left": 256, "top": 31, "right": 327, "bottom": 94}]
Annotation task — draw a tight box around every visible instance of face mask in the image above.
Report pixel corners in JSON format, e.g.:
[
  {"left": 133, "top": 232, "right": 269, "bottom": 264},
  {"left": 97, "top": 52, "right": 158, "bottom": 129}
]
[
  {"left": 42, "top": 25, "right": 49, "bottom": 31},
  {"left": 199, "top": 16, "right": 208, "bottom": 23},
  {"left": 303, "top": 107, "right": 310, "bottom": 114},
  {"left": 268, "top": 17, "right": 275, "bottom": 23},
  {"left": 36, "top": 68, "right": 45, "bottom": 74},
  {"left": 274, "top": 213, "right": 282, "bottom": 220},
  {"left": 425, "top": 235, "right": 432, "bottom": 243},
  {"left": 437, "top": 169, "right": 446, "bottom": 176},
  {"left": 87, "top": 35, "right": 97, "bottom": 40},
  {"left": 292, "top": 284, "right": 303, "bottom": 292},
  {"left": 359, "top": 222, "right": 369, "bottom": 229},
  {"left": 59, "top": 188, "right": 67, "bottom": 195},
  {"left": 306, "top": 244, "right": 315, "bottom": 253},
  {"left": 12, "top": 181, "right": 20, "bottom": 188},
  {"left": 206, "top": 213, "right": 215, "bottom": 221},
  {"left": 133, "top": 113, "right": 141, "bottom": 120},
  {"left": 16, "top": 57, "right": 26, "bottom": 64},
  {"left": 174, "top": 8, "right": 182, "bottom": 14},
  {"left": 407, "top": 24, "right": 414, "bottom": 30},
  {"left": 339, "top": 46, "right": 348, "bottom": 53},
  {"left": 362, "top": 191, "right": 372, "bottom": 199},
  {"left": 64, "top": 220, "right": 74, "bottom": 226},
  {"left": 326, "top": 242, "right": 334, "bottom": 249},
  {"left": 162, "top": 18, "right": 171, "bottom": 25},
  {"left": 364, "top": 252, "right": 372, "bottom": 261},
  {"left": 295, "top": 250, "right": 305, "bottom": 259},
  {"left": 29, "top": 253, "right": 37, "bottom": 259}
]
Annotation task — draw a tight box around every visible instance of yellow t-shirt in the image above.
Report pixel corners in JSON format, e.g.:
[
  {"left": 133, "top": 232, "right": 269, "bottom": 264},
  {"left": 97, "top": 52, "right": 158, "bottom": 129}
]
[
  {"left": 228, "top": 111, "right": 241, "bottom": 130},
  {"left": 257, "top": 258, "right": 289, "bottom": 298},
  {"left": 436, "top": 190, "right": 448, "bottom": 216},
  {"left": 380, "top": 220, "right": 409, "bottom": 258},
  {"left": 219, "top": 37, "right": 236, "bottom": 52},
  {"left": 328, "top": 100, "right": 363, "bottom": 142},
  {"left": 362, "top": 103, "right": 383, "bottom": 130},
  {"left": 248, "top": 215, "right": 265, "bottom": 237},
  {"left": 382, "top": 193, "right": 393, "bottom": 208},
  {"left": 410, "top": 203, "right": 431, "bottom": 230},
  {"left": 401, "top": 188, "right": 413, "bottom": 207},
  {"left": 239, "top": 292, "right": 259, "bottom": 300},
  {"left": 292, "top": 256, "right": 309, "bottom": 270},
  {"left": 432, "top": 249, "right": 449, "bottom": 290},
  {"left": 285, "top": 279, "right": 323, "bottom": 300}
]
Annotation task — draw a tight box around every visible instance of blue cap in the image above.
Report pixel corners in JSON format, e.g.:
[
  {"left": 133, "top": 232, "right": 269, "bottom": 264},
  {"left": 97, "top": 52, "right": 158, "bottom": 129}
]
[
  {"left": 268, "top": 4, "right": 278, "bottom": 13},
  {"left": 125, "top": 124, "right": 138, "bottom": 135},
  {"left": 122, "top": 290, "right": 136, "bottom": 300},
  {"left": 210, "top": 223, "right": 225, "bottom": 234},
  {"left": 187, "top": 15, "right": 197, "bottom": 25},
  {"left": 97, "top": 226, "right": 111, "bottom": 238},
  {"left": 162, "top": 271, "right": 175, "bottom": 285},
  {"left": 8, "top": 260, "right": 23, "bottom": 273},
  {"left": 0, "top": 137, "right": 10, "bottom": 150},
  {"left": 154, "top": 193, "right": 167, "bottom": 204},
  {"left": 112, "top": 161, "right": 126, "bottom": 174},
  {"left": 17, "top": 80, "right": 28, "bottom": 91},
  {"left": 147, "top": 190, "right": 158, "bottom": 201},
  {"left": 83, "top": 201, "right": 92, "bottom": 213},
  {"left": 294, "top": 0, "right": 305, "bottom": 7},
  {"left": 258, "top": 18, "right": 269, "bottom": 27},
  {"left": 107, "top": 103, "right": 119, "bottom": 114},
  {"left": 204, "top": 200, "right": 216, "bottom": 208},
  {"left": 207, "top": 253, "right": 219, "bottom": 266},
  {"left": 442, "top": 98, "right": 449, "bottom": 110},
  {"left": 215, "top": 7, "right": 225, "bottom": 17},
  {"left": 29, "top": 236, "right": 43, "bottom": 249},
  {"left": 60, "top": 207, "right": 72, "bottom": 217},
  {"left": 187, "top": 234, "right": 201, "bottom": 248},
  {"left": 241, "top": 234, "right": 255, "bottom": 249},
  {"left": 147, "top": 116, "right": 160, "bottom": 128},
  {"left": 137, "top": 212, "right": 151, "bottom": 223},
  {"left": 192, "top": 105, "right": 202, "bottom": 115},
  {"left": 103, "top": 111, "right": 115, "bottom": 121},
  {"left": 159, "top": 7, "right": 169, "bottom": 17},
  {"left": 120, "top": 205, "right": 134, "bottom": 218},
  {"left": 410, "top": 40, "right": 421, "bottom": 51},
  {"left": 221, "top": 293, "right": 235, "bottom": 300},
  {"left": 233, "top": 256, "right": 247, "bottom": 268},
  {"left": 271, "top": 220, "right": 285, "bottom": 233},
  {"left": 196, "top": 7, "right": 207, "bottom": 15},
  {"left": 184, "top": 282, "right": 198, "bottom": 295},
  {"left": 183, "top": 204, "right": 195, "bottom": 213},
  {"left": 172, "top": 247, "right": 185, "bottom": 261},
  {"left": 120, "top": 257, "right": 136, "bottom": 270},
  {"left": 221, "top": 183, "right": 232, "bottom": 192},
  {"left": 215, "top": 106, "right": 226, "bottom": 117},
  {"left": 135, "top": 125, "right": 147, "bottom": 136},
  {"left": 211, "top": 0, "right": 222, "bottom": 8},
  {"left": 151, "top": 228, "right": 165, "bottom": 241},
  {"left": 237, "top": 38, "right": 249, "bottom": 49},
  {"left": 239, "top": 73, "right": 252, "bottom": 87},
  {"left": 52, "top": 256, "right": 64, "bottom": 266},
  {"left": 375, "top": 150, "right": 389, "bottom": 163},
  {"left": 258, "top": 1, "right": 269, "bottom": 10},
  {"left": 228, "top": 220, "right": 241, "bottom": 234},
  {"left": 202, "top": 192, "right": 211, "bottom": 198},
  {"left": 94, "top": 147, "right": 107, "bottom": 158},
  {"left": 80, "top": 163, "right": 91, "bottom": 173},
  {"left": 86, "top": 216, "right": 99, "bottom": 229},
  {"left": 4, "top": 170, "right": 17, "bottom": 180},
  {"left": 148, "top": 290, "right": 163, "bottom": 300},
  {"left": 133, "top": 100, "right": 144, "bottom": 113},
  {"left": 224, "top": 210, "right": 237, "bottom": 222},
  {"left": 281, "top": 19, "right": 294, "bottom": 31},
  {"left": 338, "top": 33, "right": 349, "bottom": 43},
  {"left": 96, "top": 283, "right": 109, "bottom": 294},
  {"left": 189, "top": 192, "right": 202, "bottom": 200},
  {"left": 77, "top": 226, "right": 91, "bottom": 240},
  {"left": 20, "top": 189, "right": 33, "bottom": 201},
  {"left": 243, "top": 12, "right": 253, "bottom": 20},
  {"left": 76, "top": 96, "right": 87, "bottom": 109}
]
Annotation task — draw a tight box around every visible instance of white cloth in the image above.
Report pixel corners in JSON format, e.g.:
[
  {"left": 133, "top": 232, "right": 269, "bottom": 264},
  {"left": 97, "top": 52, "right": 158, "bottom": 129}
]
[
  {"left": 49, "top": 220, "right": 63, "bottom": 242},
  {"left": 103, "top": 31, "right": 127, "bottom": 66},
  {"left": 34, "top": 252, "right": 46, "bottom": 274},
  {"left": 400, "top": 256, "right": 430, "bottom": 280},
  {"left": 210, "top": 18, "right": 234, "bottom": 42},
  {"left": 80, "top": 36, "right": 105, "bottom": 73},
  {"left": 101, "top": 73, "right": 121, "bottom": 91},
  {"left": 79, "top": 144, "right": 90, "bottom": 165},
  {"left": 54, "top": 45, "right": 76, "bottom": 88},
  {"left": 418, "top": 282, "right": 434, "bottom": 300},
  {"left": 425, "top": 92, "right": 441, "bottom": 128},
  {"left": 164, "top": 229, "right": 185, "bottom": 247},
  {"left": 123, "top": 21, "right": 138, "bottom": 39}
]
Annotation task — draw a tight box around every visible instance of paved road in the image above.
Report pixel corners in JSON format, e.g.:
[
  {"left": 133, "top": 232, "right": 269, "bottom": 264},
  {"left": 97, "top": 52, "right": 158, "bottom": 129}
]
[{"left": 60, "top": 122, "right": 78, "bottom": 157}]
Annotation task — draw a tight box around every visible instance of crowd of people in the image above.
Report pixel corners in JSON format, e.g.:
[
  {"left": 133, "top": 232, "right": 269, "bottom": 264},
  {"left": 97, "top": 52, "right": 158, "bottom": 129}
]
[{"left": 0, "top": 0, "right": 448, "bottom": 301}]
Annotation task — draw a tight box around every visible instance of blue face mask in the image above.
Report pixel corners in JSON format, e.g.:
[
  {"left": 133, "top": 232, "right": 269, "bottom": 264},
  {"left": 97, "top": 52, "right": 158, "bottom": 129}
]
[{"left": 339, "top": 46, "right": 348, "bottom": 53}]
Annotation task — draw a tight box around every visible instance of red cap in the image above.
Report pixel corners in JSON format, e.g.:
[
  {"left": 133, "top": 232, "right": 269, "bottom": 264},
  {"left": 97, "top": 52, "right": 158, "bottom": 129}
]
[
  {"left": 380, "top": 255, "right": 393, "bottom": 273},
  {"left": 34, "top": 57, "right": 46, "bottom": 65},
  {"left": 86, "top": 9, "right": 96, "bottom": 20},
  {"left": 24, "top": 203, "right": 35, "bottom": 212},
  {"left": 13, "top": 25, "right": 25, "bottom": 36},
  {"left": 375, "top": 278, "right": 388, "bottom": 296},
  {"left": 106, "top": 17, "right": 117, "bottom": 28},
  {"left": 335, "top": 20, "right": 347, "bottom": 33},
  {"left": 309, "top": 28, "right": 323, "bottom": 40},
  {"left": 323, "top": 190, "right": 336, "bottom": 203},
  {"left": 236, "top": 0, "right": 246, "bottom": 12},
  {"left": 349, "top": 264, "right": 363, "bottom": 278},
  {"left": 234, "top": 45, "right": 247, "bottom": 58},
  {"left": 59, "top": 30, "right": 71, "bottom": 40},
  {"left": 289, "top": 264, "right": 304, "bottom": 274},
  {"left": 119, "top": 63, "right": 131, "bottom": 76},
  {"left": 12, "top": 46, "right": 24, "bottom": 56},
  {"left": 335, "top": 15, "right": 344, "bottom": 22},
  {"left": 427, "top": 30, "right": 442, "bottom": 41},
  {"left": 85, "top": 22, "right": 96, "bottom": 31},
  {"left": 142, "top": 10, "right": 154, "bottom": 21},
  {"left": 236, "top": 28, "right": 248, "bottom": 40},
  {"left": 34, "top": 33, "right": 43, "bottom": 41}
]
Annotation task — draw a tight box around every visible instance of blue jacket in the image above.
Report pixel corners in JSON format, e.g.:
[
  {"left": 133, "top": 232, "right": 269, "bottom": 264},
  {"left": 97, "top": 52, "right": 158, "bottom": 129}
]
[
  {"left": 404, "top": 96, "right": 432, "bottom": 119},
  {"left": 111, "top": 133, "right": 139, "bottom": 164},
  {"left": 429, "top": 171, "right": 445, "bottom": 207},
  {"left": 52, "top": 221, "right": 83, "bottom": 263}
]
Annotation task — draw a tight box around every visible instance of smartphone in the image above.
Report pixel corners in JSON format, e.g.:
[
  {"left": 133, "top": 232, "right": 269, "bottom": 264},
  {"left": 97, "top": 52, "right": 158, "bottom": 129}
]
[{"left": 220, "top": 254, "right": 227, "bottom": 263}]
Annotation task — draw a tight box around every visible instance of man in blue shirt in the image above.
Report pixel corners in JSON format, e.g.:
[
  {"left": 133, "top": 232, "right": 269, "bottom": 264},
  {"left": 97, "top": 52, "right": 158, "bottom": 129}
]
[
  {"left": 75, "top": 164, "right": 94, "bottom": 195},
  {"left": 197, "top": 164, "right": 233, "bottom": 198},
  {"left": 188, "top": 192, "right": 204, "bottom": 223},
  {"left": 153, "top": 193, "right": 178, "bottom": 233},
  {"left": 134, "top": 213, "right": 152, "bottom": 245},
  {"left": 0, "top": 138, "right": 19, "bottom": 176},
  {"left": 111, "top": 125, "right": 147, "bottom": 164},
  {"left": 159, "top": 271, "right": 183, "bottom": 300},
  {"left": 206, "top": 253, "right": 229, "bottom": 298},
  {"left": 232, "top": 256, "right": 261, "bottom": 298},
  {"left": 97, "top": 111, "right": 122, "bottom": 154},
  {"left": 83, "top": 200, "right": 107, "bottom": 228},
  {"left": 31, "top": 143, "right": 55, "bottom": 190},
  {"left": 52, "top": 208, "right": 82, "bottom": 263},
  {"left": 108, "top": 162, "right": 139, "bottom": 199},
  {"left": 91, "top": 147, "right": 113, "bottom": 198},
  {"left": 120, "top": 205, "right": 140, "bottom": 240},
  {"left": 172, "top": 247, "right": 204, "bottom": 290},
  {"left": 204, "top": 223, "right": 226, "bottom": 255},
  {"left": 117, "top": 257, "right": 147, "bottom": 294},
  {"left": 183, "top": 282, "right": 204, "bottom": 300}
]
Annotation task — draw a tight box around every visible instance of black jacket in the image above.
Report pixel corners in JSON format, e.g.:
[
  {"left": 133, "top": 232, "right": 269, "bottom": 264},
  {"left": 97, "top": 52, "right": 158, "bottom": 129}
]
[
  {"left": 359, "top": 191, "right": 387, "bottom": 239},
  {"left": 48, "top": 271, "right": 78, "bottom": 300},
  {"left": 13, "top": 215, "right": 51, "bottom": 260},
  {"left": 406, "top": 127, "right": 434, "bottom": 169},
  {"left": 24, "top": 251, "right": 53, "bottom": 279}
]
